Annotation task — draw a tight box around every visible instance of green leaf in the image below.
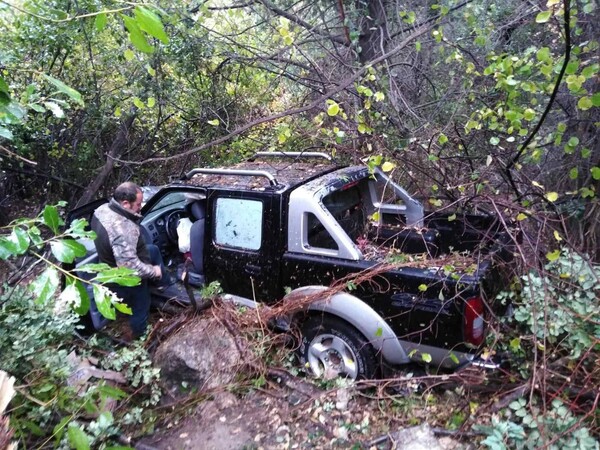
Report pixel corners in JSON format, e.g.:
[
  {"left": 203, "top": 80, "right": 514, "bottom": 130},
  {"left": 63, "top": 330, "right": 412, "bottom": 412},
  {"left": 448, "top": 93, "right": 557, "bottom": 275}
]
[
  {"left": 536, "top": 47, "right": 551, "bottom": 62},
  {"left": 418, "top": 284, "right": 428, "bottom": 292},
  {"left": 10, "top": 227, "right": 30, "bottom": 255},
  {"left": 67, "top": 425, "right": 91, "bottom": 450},
  {"left": 29, "top": 103, "right": 45, "bottom": 113},
  {"left": 50, "top": 239, "right": 87, "bottom": 263},
  {"left": 66, "top": 218, "right": 95, "bottom": 240},
  {"left": 28, "top": 226, "right": 43, "bottom": 248},
  {"left": 77, "top": 262, "right": 112, "bottom": 273},
  {"left": 114, "top": 301, "right": 132, "bottom": 315},
  {"left": 535, "top": 10, "right": 552, "bottom": 23},
  {"left": 546, "top": 249, "right": 561, "bottom": 262},
  {"left": 523, "top": 108, "right": 536, "bottom": 121},
  {"left": 147, "top": 97, "right": 156, "bottom": 107},
  {"left": 545, "top": 192, "right": 558, "bottom": 202},
  {"left": 591, "top": 167, "right": 600, "bottom": 180},
  {"left": 421, "top": 353, "right": 432, "bottom": 363},
  {"left": 565, "top": 61, "right": 579, "bottom": 75},
  {"left": 581, "top": 64, "right": 598, "bottom": 78},
  {"left": 93, "top": 285, "right": 117, "bottom": 320},
  {"left": 0, "top": 75, "right": 9, "bottom": 94},
  {"left": 447, "top": 213, "right": 456, "bottom": 222},
  {"left": 577, "top": 96, "right": 593, "bottom": 110},
  {"left": 123, "top": 49, "right": 135, "bottom": 61},
  {"left": 438, "top": 133, "right": 448, "bottom": 145},
  {"left": 42, "top": 74, "right": 84, "bottom": 106},
  {"left": 70, "top": 278, "right": 90, "bottom": 315},
  {"left": 592, "top": 92, "right": 600, "bottom": 107},
  {"left": 60, "top": 278, "right": 90, "bottom": 315},
  {"left": 374, "top": 327, "right": 383, "bottom": 337},
  {"left": 133, "top": 97, "right": 145, "bottom": 109},
  {"left": 357, "top": 123, "right": 370, "bottom": 134},
  {"left": 0, "top": 237, "right": 13, "bottom": 260},
  {"left": 449, "top": 352, "right": 460, "bottom": 364},
  {"left": 415, "top": 41, "right": 421, "bottom": 52},
  {"left": 98, "top": 384, "right": 128, "bottom": 400},
  {"left": 122, "top": 15, "right": 154, "bottom": 54},
  {"left": 0, "top": 126, "right": 13, "bottom": 140},
  {"left": 327, "top": 102, "right": 340, "bottom": 116},
  {"left": 95, "top": 12, "right": 107, "bottom": 32},
  {"left": 134, "top": 6, "right": 169, "bottom": 44},
  {"left": 489, "top": 136, "right": 500, "bottom": 145},
  {"left": 42, "top": 205, "right": 61, "bottom": 233},
  {"left": 381, "top": 161, "right": 395, "bottom": 172},
  {"left": 568, "top": 136, "right": 579, "bottom": 147},
  {"left": 53, "top": 416, "right": 71, "bottom": 445},
  {"left": 93, "top": 267, "right": 140, "bottom": 286},
  {"left": 207, "top": 119, "right": 219, "bottom": 126},
  {"left": 569, "top": 167, "right": 578, "bottom": 179},
  {"left": 30, "top": 268, "right": 60, "bottom": 305}
]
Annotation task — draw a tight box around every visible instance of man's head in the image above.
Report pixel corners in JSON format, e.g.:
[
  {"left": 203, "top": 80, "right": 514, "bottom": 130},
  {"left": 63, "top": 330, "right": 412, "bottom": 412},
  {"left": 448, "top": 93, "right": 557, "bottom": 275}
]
[{"left": 114, "top": 182, "right": 143, "bottom": 214}]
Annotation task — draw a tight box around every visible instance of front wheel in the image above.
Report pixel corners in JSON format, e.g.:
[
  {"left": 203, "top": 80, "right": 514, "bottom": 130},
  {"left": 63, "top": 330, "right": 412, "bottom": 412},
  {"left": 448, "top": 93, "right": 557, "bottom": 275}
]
[{"left": 298, "top": 315, "right": 378, "bottom": 380}]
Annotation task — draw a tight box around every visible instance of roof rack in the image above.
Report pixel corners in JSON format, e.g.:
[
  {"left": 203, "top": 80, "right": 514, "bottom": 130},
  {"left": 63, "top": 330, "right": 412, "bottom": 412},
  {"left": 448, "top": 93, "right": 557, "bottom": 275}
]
[
  {"left": 254, "top": 151, "right": 332, "bottom": 161},
  {"left": 183, "top": 168, "right": 278, "bottom": 186}
]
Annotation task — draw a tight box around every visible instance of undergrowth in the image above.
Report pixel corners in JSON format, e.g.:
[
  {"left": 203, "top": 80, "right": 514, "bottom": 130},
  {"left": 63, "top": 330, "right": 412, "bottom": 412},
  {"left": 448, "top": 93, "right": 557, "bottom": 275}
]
[
  {"left": 0, "top": 285, "right": 161, "bottom": 449},
  {"left": 481, "top": 248, "right": 600, "bottom": 449}
]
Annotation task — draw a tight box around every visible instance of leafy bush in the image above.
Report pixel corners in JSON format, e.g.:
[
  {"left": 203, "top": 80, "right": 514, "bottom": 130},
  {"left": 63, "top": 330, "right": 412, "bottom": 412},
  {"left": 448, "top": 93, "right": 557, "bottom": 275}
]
[
  {"left": 478, "top": 398, "right": 598, "bottom": 450},
  {"left": 498, "top": 248, "right": 600, "bottom": 359},
  {"left": 484, "top": 249, "right": 600, "bottom": 449},
  {"left": 0, "top": 286, "right": 162, "bottom": 448},
  {"left": 0, "top": 286, "right": 79, "bottom": 379}
]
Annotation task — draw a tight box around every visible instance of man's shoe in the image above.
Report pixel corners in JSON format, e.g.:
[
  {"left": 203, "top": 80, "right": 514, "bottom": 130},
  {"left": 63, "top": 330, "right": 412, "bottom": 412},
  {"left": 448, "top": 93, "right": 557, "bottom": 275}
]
[
  {"left": 120, "top": 328, "right": 134, "bottom": 343},
  {"left": 151, "top": 283, "right": 184, "bottom": 300}
]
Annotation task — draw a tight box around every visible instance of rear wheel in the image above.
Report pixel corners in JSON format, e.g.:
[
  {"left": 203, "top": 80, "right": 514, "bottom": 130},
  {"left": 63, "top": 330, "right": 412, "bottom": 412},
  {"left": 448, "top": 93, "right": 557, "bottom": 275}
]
[{"left": 298, "top": 315, "right": 378, "bottom": 380}]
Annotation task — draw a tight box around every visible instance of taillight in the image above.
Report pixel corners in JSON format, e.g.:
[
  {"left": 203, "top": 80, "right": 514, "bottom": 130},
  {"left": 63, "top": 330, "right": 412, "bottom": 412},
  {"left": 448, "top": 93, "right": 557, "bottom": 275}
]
[{"left": 464, "top": 296, "right": 485, "bottom": 346}]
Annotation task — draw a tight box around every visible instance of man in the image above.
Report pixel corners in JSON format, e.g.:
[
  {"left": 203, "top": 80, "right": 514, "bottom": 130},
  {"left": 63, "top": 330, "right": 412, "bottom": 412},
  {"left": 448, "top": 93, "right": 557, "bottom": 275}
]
[{"left": 91, "top": 182, "right": 163, "bottom": 340}]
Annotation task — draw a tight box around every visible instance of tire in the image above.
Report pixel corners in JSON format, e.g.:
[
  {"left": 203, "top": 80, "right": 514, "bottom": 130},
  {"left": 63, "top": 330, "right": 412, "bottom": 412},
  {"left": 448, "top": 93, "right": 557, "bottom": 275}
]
[{"left": 298, "top": 315, "right": 378, "bottom": 380}]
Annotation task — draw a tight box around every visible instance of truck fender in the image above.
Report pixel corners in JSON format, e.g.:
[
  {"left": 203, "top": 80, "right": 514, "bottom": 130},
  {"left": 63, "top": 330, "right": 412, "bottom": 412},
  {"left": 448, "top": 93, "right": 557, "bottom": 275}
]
[{"left": 286, "top": 286, "right": 410, "bottom": 365}]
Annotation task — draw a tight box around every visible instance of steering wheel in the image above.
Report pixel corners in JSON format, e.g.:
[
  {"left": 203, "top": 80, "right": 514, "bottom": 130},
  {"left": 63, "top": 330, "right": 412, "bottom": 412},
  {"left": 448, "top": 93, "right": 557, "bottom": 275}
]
[{"left": 165, "top": 209, "right": 184, "bottom": 243}]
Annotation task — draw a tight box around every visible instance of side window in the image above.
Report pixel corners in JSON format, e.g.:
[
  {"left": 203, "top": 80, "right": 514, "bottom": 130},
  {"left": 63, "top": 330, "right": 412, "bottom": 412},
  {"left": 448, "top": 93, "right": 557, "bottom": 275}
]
[
  {"left": 306, "top": 212, "right": 338, "bottom": 250},
  {"left": 214, "top": 198, "right": 263, "bottom": 250}
]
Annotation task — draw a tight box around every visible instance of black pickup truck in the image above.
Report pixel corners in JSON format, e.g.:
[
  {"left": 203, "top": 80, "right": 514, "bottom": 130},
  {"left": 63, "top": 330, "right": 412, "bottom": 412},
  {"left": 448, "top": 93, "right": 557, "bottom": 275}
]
[{"left": 74, "top": 152, "right": 516, "bottom": 379}]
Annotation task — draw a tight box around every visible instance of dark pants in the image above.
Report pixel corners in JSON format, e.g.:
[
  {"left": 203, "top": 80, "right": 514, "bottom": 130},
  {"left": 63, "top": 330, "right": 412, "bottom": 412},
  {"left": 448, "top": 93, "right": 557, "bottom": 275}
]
[
  {"left": 111, "top": 244, "right": 168, "bottom": 337},
  {"left": 147, "top": 244, "right": 171, "bottom": 287},
  {"left": 111, "top": 281, "right": 151, "bottom": 338}
]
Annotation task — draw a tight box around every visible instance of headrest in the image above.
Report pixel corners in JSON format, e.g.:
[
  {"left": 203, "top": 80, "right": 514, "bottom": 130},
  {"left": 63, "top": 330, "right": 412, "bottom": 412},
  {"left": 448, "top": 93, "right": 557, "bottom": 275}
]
[{"left": 186, "top": 201, "right": 206, "bottom": 222}]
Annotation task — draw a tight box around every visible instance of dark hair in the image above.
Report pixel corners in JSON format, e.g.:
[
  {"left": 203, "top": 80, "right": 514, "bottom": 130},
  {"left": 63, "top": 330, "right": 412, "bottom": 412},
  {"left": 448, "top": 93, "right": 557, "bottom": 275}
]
[{"left": 113, "top": 182, "right": 141, "bottom": 203}]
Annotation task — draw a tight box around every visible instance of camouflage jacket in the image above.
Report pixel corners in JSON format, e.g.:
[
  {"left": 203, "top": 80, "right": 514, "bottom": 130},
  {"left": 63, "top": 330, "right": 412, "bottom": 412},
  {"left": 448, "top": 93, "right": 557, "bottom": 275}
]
[{"left": 91, "top": 199, "right": 156, "bottom": 279}]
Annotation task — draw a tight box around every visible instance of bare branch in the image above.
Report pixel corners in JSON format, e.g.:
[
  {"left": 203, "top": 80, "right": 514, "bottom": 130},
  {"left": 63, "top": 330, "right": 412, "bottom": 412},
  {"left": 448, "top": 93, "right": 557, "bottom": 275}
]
[{"left": 116, "top": 24, "right": 434, "bottom": 166}]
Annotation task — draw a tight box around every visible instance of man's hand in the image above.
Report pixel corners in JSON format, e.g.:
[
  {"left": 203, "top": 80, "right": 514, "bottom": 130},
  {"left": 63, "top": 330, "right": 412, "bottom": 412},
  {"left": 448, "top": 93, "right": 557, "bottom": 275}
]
[{"left": 153, "top": 265, "right": 162, "bottom": 279}]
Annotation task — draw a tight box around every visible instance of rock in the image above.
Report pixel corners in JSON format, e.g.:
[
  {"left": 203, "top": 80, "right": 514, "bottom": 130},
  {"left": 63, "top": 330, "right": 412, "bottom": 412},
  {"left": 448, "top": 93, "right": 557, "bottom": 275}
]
[
  {"left": 335, "top": 388, "right": 351, "bottom": 411},
  {"left": 390, "top": 424, "right": 443, "bottom": 450},
  {"left": 153, "top": 317, "right": 242, "bottom": 393}
]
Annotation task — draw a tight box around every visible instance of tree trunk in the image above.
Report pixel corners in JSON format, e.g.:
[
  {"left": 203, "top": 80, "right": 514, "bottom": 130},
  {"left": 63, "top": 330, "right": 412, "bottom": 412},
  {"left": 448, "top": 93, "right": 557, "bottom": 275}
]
[{"left": 76, "top": 114, "right": 136, "bottom": 207}]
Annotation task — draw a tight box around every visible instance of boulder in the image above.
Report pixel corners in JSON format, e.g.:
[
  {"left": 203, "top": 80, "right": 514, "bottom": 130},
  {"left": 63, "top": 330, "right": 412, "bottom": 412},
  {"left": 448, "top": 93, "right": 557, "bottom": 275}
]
[{"left": 153, "top": 317, "right": 243, "bottom": 393}]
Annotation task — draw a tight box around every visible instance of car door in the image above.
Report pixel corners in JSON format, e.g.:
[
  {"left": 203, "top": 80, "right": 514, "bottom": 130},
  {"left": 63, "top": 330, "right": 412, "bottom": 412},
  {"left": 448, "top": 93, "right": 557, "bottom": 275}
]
[{"left": 205, "top": 189, "right": 282, "bottom": 302}]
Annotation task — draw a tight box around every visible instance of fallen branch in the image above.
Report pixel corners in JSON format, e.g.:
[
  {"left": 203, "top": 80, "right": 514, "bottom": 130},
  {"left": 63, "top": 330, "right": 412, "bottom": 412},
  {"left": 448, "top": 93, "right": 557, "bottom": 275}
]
[{"left": 116, "top": 24, "right": 434, "bottom": 166}]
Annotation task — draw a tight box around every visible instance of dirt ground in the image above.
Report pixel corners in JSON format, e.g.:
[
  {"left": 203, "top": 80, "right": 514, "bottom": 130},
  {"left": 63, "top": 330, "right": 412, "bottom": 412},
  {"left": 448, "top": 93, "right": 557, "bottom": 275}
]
[
  {"left": 135, "top": 378, "right": 470, "bottom": 450},
  {"left": 131, "top": 307, "right": 474, "bottom": 450}
]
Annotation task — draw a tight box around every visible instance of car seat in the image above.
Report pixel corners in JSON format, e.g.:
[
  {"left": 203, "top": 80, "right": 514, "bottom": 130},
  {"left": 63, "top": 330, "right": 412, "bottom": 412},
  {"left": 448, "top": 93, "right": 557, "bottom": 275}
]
[{"left": 185, "top": 201, "right": 206, "bottom": 286}]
